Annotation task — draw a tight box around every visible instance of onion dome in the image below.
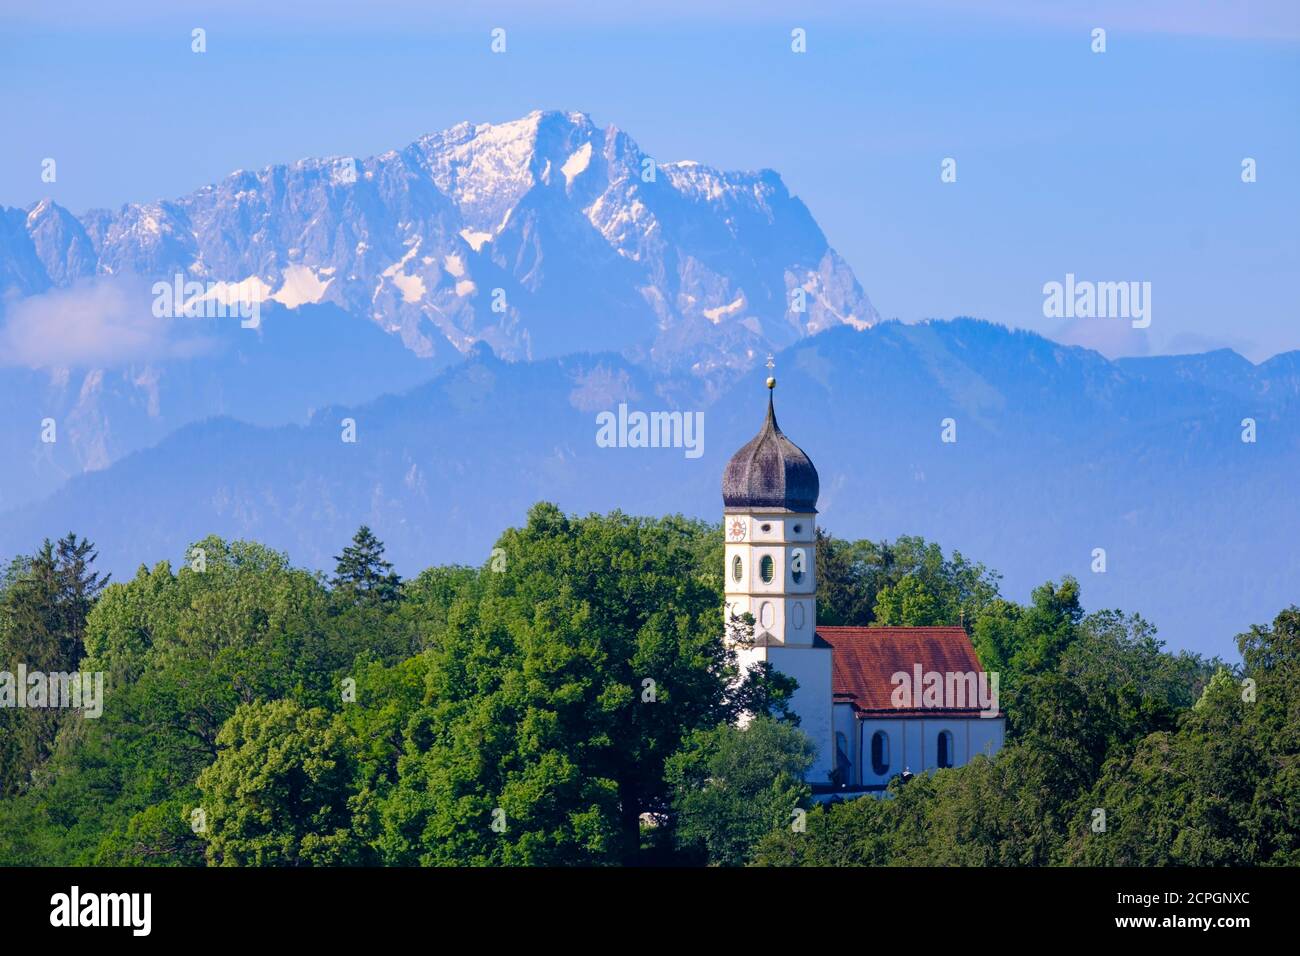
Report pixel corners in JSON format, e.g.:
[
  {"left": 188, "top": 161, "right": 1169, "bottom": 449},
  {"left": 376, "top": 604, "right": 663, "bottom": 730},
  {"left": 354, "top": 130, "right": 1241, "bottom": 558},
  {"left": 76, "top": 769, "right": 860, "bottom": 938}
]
[{"left": 722, "top": 378, "right": 819, "bottom": 513}]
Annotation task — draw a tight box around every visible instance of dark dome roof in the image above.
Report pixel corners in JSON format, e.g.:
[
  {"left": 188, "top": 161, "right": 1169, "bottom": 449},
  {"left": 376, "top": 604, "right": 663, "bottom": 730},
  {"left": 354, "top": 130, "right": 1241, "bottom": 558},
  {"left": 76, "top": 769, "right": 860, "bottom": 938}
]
[{"left": 722, "top": 386, "right": 819, "bottom": 513}]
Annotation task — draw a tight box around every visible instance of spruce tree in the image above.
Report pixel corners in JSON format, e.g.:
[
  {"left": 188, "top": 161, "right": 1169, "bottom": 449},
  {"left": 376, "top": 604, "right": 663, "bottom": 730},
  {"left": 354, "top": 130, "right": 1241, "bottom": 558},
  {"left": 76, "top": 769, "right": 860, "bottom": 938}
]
[
  {"left": 0, "top": 533, "right": 107, "bottom": 795},
  {"left": 331, "top": 525, "right": 402, "bottom": 605}
]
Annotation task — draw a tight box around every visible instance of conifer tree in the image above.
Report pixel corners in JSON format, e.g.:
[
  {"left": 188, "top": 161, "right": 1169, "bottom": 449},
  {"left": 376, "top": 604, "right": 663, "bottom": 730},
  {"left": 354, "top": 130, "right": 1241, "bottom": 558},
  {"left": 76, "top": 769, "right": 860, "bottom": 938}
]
[
  {"left": 0, "top": 533, "right": 107, "bottom": 795},
  {"left": 330, "top": 526, "right": 402, "bottom": 605}
]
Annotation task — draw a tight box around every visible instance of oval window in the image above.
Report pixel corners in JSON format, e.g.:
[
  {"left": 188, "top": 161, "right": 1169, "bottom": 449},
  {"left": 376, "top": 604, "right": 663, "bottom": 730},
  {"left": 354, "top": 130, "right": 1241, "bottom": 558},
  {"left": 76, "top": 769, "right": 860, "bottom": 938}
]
[
  {"left": 759, "top": 602, "right": 774, "bottom": 628},
  {"left": 792, "top": 523, "right": 802, "bottom": 534},
  {"left": 791, "top": 602, "right": 805, "bottom": 630},
  {"left": 871, "top": 732, "right": 890, "bottom": 776},
  {"left": 731, "top": 555, "right": 743, "bottom": 582},
  {"left": 759, "top": 555, "right": 775, "bottom": 583},
  {"left": 760, "top": 523, "right": 772, "bottom": 533}
]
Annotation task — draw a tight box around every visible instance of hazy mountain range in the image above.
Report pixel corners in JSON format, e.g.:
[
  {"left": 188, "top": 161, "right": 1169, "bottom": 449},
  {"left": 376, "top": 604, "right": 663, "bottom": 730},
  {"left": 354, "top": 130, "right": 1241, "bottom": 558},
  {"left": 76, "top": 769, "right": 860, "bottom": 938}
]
[
  {"left": 2, "top": 316, "right": 1295, "bottom": 657},
  {"left": 1, "top": 112, "right": 1294, "bottom": 658}
]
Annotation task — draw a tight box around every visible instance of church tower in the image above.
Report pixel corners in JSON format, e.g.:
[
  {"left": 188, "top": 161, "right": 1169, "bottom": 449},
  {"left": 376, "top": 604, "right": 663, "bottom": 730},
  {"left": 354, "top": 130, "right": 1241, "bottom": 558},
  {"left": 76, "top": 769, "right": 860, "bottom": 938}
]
[{"left": 722, "top": 376, "right": 834, "bottom": 784}]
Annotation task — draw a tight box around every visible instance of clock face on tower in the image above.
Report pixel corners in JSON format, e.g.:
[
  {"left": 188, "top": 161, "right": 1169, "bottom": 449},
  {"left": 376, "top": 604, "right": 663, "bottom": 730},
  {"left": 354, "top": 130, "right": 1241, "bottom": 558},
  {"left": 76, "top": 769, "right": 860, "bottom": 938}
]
[{"left": 727, "top": 518, "right": 747, "bottom": 542}]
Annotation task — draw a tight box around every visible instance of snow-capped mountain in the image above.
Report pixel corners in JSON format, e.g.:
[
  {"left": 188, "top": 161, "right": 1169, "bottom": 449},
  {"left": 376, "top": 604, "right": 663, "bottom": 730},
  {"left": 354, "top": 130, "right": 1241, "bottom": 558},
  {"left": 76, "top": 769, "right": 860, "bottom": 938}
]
[{"left": 3, "top": 110, "right": 877, "bottom": 375}]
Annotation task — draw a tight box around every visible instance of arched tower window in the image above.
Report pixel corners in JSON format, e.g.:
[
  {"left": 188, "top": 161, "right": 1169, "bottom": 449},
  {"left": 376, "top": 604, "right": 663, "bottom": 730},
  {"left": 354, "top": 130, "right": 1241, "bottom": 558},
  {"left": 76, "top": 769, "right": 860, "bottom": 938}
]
[
  {"left": 871, "top": 731, "right": 890, "bottom": 776},
  {"left": 937, "top": 730, "right": 954, "bottom": 769},
  {"left": 731, "top": 555, "right": 743, "bottom": 582}
]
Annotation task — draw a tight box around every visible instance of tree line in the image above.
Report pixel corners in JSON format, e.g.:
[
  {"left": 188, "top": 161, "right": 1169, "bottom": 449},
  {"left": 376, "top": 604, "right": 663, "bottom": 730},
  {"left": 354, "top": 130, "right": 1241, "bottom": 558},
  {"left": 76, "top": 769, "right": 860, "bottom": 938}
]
[{"left": 0, "top": 507, "right": 1295, "bottom": 866}]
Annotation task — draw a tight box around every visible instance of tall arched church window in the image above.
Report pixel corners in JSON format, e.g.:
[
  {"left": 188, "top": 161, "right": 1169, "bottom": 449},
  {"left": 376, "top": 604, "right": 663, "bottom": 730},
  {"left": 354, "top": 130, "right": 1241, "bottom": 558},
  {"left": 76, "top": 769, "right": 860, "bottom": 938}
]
[{"left": 937, "top": 730, "right": 954, "bottom": 768}]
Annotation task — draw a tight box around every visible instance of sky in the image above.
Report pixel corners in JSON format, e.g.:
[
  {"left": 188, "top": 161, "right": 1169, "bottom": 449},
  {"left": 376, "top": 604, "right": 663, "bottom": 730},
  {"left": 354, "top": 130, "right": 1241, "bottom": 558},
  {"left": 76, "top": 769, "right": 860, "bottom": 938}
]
[{"left": 2, "top": 0, "right": 1298, "bottom": 360}]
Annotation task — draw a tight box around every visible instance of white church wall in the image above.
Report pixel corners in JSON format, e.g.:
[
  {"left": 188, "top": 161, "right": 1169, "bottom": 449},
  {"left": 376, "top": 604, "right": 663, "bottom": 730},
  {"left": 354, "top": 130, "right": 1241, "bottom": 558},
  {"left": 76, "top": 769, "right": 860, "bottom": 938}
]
[
  {"left": 747, "top": 514, "right": 816, "bottom": 545},
  {"left": 861, "top": 716, "right": 1006, "bottom": 779},
  {"left": 922, "top": 718, "right": 966, "bottom": 771},
  {"left": 902, "top": 720, "right": 925, "bottom": 775},
  {"left": 784, "top": 597, "right": 815, "bottom": 645},
  {"left": 733, "top": 645, "right": 767, "bottom": 731},
  {"left": 784, "top": 545, "right": 816, "bottom": 595},
  {"left": 966, "top": 717, "right": 1006, "bottom": 761},
  {"left": 753, "top": 597, "right": 785, "bottom": 638},
  {"left": 857, "top": 718, "right": 906, "bottom": 786},
  {"left": 786, "top": 517, "right": 815, "bottom": 543},
  {"left": 833, "top": 702, "right": 859, "bottom": 785},
  {"left": 750, "top": 517, "right": 786, "bottom": 544},
  {"left": 764, "top": 644, "right": 834, "bottom": 785}
]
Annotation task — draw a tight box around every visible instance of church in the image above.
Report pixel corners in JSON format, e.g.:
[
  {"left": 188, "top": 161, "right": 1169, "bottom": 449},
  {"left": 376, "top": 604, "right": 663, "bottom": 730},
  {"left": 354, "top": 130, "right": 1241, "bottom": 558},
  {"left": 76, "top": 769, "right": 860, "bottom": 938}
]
[{"left": 722, "top": 377, "right": 1005, "bottom": 792}]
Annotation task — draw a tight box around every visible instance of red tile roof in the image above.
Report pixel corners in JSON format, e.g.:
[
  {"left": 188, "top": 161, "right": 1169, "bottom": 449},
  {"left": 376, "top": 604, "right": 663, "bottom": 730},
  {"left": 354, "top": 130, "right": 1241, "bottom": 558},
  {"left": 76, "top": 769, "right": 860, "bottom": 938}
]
[{"left": 816, "top": 626, "right": 996, "bottom": 717}]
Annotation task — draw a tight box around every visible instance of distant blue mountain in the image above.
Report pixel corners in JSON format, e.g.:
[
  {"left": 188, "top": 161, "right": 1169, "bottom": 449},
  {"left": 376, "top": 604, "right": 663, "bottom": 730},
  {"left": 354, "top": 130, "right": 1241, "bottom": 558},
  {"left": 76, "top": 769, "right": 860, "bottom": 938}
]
[
  {"left": 0, "top": 113, "right": 1292, "bottom": 657},
  {"left": 0, "top": 302, "right": 437, "bottom": 511},
  {"left": 0, "top": 110, "right": 877, "bottom": 509},
  {"left": 2, "top": 318, "right": 1295, "bottom": 659}
]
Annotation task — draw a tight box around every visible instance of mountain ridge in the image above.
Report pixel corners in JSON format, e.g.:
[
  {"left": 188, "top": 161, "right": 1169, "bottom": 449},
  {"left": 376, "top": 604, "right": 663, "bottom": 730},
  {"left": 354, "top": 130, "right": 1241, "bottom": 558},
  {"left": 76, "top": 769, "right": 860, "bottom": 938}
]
[
  {"left": 3, "top": 109, "right": 877, "bottom": 373},
  {"left": 3, "top": 317, "right": 1294, "bottom": 658}
]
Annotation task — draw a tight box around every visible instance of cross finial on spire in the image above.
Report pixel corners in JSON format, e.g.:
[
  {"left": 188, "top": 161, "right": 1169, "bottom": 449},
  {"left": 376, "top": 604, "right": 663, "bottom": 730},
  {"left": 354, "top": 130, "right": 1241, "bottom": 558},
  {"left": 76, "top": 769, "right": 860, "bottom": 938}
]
[{"left": 766, "top": 353, "right": 775, "bottom": 371}]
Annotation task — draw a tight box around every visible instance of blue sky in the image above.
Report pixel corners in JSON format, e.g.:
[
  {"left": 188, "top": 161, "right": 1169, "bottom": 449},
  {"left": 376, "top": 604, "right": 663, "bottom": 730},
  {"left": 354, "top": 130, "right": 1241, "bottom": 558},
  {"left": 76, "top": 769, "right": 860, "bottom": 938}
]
[{"left": 3, "top": 0, "right": 1297, "bottom": 359}]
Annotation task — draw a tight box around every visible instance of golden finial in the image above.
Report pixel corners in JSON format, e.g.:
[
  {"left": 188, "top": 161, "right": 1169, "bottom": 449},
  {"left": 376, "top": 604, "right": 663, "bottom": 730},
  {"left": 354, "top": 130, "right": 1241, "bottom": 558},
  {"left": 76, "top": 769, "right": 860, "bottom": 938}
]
[{"left": 766, "top": 376, "right": 776, "bottom": 389}]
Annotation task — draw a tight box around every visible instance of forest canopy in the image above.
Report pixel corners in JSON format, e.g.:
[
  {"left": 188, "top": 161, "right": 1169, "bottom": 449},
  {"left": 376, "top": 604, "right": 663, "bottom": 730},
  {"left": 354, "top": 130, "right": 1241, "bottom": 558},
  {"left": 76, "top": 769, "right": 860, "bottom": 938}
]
[{"left": 0, "top": 508, "right": 1294, "bottom": 867}]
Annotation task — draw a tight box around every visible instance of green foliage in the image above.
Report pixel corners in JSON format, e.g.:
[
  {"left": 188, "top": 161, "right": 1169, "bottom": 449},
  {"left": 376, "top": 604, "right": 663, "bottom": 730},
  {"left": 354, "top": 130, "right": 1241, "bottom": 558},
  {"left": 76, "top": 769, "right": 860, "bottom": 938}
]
[
  {"left": 873, "top": 575, "right": 942, "bottom": 625},
  {"left": 666, "top": 717, "right": 814, "bottom": 866},
  {"left": 197, "top": 700, "right": 368, "bottom": 866},
  {"left": 0, "top": 789, "right": 61, "bottom": 865},
  {"left": 0, "top": 534, "right": 108, "bottom": 796},
  {"left": 816, "top": 531, "right": 1000, "bottom": 628},
  {"left": 969, "top": 577, "right": 1083, "bottom": 680},
  {"left": 0, "top": 534, "right": 108, "bottom": 672},
  {"left": 93, "top": 797, "right": 206, "bottom": 866},
  {"left": 331, "top": 525, "right": 402, "bottom": 606},
  {"left": 727, "top": 659, "right": 801, "bottom": 726},
  {"left": 365, "top": 504, "right": 735, "bottom": 866},
  {"left": 398, "top": 564, "right": 482, "bottom": 651},
  {"left": 755, "top": 752, "right": 1065, "bottom": 867},
  {"left": 0, "top": 533, "right": 415, "bottom": 863},
  {"left": 1064, "top": 608, "right": 1300, "bottom": 866},
  {"left": 755, "top": 601, "right": 1267, "bottom": 869},
  {"left": 0, "top": 517, "right": 1290, "bottom": 870}
]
